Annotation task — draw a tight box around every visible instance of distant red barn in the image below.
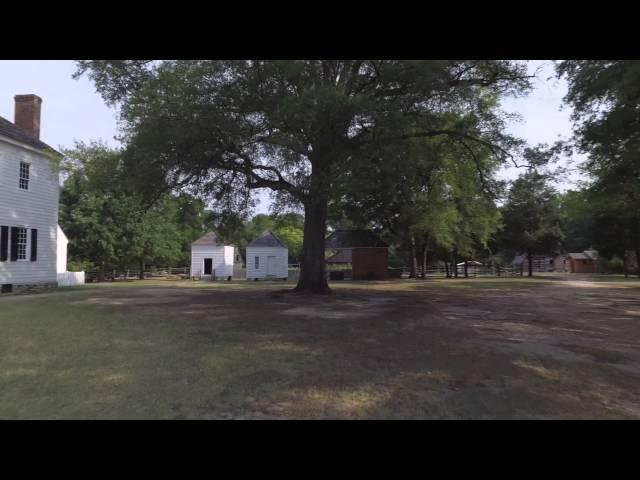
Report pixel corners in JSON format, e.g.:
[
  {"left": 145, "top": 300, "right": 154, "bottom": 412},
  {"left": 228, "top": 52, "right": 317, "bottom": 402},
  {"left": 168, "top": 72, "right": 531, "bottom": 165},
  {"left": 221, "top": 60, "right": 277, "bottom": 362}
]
[
  {"left": 325, "top": 230, "right": 389, "bottom": 280},
  {"left": 567, "top": 250, "right": 599, "bottom": 273}
]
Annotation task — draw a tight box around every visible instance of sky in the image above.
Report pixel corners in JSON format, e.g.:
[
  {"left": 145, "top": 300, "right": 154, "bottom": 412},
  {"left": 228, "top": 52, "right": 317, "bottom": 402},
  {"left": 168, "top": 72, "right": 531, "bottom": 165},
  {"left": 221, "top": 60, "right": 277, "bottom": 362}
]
[
  {"left": 499, "top": 60, "right": 584, "bottom": 186},
  {"left": 0, "top": 60, "right": 583, "bottom": 213}
]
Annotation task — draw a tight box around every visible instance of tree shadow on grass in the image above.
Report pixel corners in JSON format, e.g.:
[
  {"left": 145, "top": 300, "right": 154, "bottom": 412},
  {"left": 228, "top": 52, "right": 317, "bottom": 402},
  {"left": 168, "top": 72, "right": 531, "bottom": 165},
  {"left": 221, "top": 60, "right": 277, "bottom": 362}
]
[{"left": 2, "top": 284, "right": 640, "bottom": 419}]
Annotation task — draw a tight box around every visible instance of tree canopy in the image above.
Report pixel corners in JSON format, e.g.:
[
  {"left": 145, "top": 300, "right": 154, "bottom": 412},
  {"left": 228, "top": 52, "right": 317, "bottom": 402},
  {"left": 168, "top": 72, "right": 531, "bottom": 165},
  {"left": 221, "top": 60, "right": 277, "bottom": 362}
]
[
  {"left": 495, "top": 171, "right": 564, "bottom": 276},
  {"left": 557, "top": 60, "right": 640, "bottom": 275},
  {"left": 59, "top": 141, "right": 211, "bottom": 277}
]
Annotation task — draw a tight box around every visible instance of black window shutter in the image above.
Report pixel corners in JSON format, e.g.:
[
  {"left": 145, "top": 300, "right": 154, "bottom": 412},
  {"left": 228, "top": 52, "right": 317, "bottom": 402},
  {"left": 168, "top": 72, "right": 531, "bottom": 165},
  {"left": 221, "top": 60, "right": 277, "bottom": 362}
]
[
  {"left": 10, "top": 227, "right": 18, "bottom": 262},
  {"left": 30, "top": 229, "right": 38, "bottom": 261},
  {"left": 0, "top": 226, "right": 8, "bottom": 261}
]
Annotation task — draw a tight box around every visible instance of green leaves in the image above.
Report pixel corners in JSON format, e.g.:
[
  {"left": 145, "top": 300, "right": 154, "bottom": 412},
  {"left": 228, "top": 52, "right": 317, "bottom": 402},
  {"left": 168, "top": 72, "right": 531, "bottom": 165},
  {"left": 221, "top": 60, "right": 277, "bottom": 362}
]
[
  {"left": 497, "top": 171, "right": 564, "bottom": 258},
  {"left": 59, "top": 143, "right": 211, "bottom": 270},
  {"left": 557, "top": 60, "right": 640, "bottom": 266}
]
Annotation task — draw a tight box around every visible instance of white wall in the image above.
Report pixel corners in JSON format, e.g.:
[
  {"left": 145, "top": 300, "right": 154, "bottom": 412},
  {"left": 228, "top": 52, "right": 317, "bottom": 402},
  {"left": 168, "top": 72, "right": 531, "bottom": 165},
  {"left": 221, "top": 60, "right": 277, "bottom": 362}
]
[
  {"left": 191, "top": 245, "right": 234, "bottom": 278},
  {"left": 57, "top": 225, "right": 68, "bottom": 273},
  {"left": 246, "top": 246, "right": 288, "bottom": 279},
  {"left": 57, "top": 271, "right": 84, "bottom": 286},
  {"left": 0, "top": 139, "right": 58, "bottom": 285}
]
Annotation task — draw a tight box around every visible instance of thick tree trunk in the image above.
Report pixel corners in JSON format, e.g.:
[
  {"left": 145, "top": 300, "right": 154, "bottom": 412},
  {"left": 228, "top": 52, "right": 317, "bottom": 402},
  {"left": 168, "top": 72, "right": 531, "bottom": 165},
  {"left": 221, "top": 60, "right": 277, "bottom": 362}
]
[
  {"left": 294, "top": 196, "right": 330, "bottom": 293},
  {"left": 527, "top": 248, "right": 533, "bottom": 277},
  {"left": 464, "top": 259, "right": 469, "bottom": 278},
  {"left": 409, "top": 234, "right": 418, "bottom": 279},
  {"left": 444, "top": 260, "right": 450, "bottom": 278},
  {"left": 139, "top": 259, "right": 144, "bottom": 280},
  {"left": 98, "top": 261, "right": 105, "bottom": 283}
]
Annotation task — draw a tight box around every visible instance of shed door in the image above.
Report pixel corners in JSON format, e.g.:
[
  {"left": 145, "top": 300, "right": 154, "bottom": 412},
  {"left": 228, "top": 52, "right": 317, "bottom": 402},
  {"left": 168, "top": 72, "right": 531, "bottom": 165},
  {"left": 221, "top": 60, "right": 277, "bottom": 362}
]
[
  {"left": 204, "top": 258, "right": 213, "bottom": 275},
  {"left": 266, "top": 256, "right": 277, "bottom": 276}
]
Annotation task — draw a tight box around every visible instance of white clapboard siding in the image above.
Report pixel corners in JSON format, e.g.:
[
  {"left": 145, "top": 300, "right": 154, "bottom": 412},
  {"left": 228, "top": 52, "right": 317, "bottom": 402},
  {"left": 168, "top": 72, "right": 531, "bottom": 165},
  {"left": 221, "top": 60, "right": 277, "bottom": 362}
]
[
  {"left": 190, "top": 245, "right": 234, "bottom": 278},
  {"left": 246, "top": 246, "right": 288, "bottom": 280},
  {"left": 57, "top": 271, "right": 85, "bottom": 286},
  {"left": 0, "top": 139, "right": 59, "bottom": 285}
]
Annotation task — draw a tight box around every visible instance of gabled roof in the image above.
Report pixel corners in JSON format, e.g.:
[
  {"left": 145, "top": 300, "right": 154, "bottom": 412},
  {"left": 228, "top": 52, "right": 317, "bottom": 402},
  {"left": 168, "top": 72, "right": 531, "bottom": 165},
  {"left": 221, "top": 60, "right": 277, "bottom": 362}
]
[
  {"left": 248, "top": 230, "right": 287, "bottom": 248},
  {"left": 192, "top": 231, "right": 225, "bottom": 246},
  {"left": 325, "top": 229, "right": 388, "bottom": 249},
  {"left": 0, "top": 115, "right": 61, "bottom": 156}
]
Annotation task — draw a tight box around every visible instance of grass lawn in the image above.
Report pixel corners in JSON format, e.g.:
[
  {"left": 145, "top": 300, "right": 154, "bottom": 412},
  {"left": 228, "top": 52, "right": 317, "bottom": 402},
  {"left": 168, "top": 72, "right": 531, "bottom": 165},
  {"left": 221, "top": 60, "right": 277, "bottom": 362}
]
[{"left": 1, "top": 276, "right": 640, "bottom": 419}]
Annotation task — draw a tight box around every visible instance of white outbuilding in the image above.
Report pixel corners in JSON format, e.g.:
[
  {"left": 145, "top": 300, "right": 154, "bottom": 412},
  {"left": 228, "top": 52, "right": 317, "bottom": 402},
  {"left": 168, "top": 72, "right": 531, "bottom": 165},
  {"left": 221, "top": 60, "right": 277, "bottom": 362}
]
[
  {"left": 57, "top": 225, "right": 68, "bottom": 274},
  {"left": 191, "top": 231, "right": 237, "bottom": 280},
  {"left": 246, "top": 231, "right": 288, "bottom": 280},
  {"left": 56, "top": 225, "right": 85, "bottom": 286}
]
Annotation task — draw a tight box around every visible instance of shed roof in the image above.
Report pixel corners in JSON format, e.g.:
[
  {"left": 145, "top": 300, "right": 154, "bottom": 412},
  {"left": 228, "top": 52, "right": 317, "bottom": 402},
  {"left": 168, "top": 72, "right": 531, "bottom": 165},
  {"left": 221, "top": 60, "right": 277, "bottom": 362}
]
[
  {"left": 325, "top": 229, "right": 388, "bottom": 249},
  {"left": 325, "top": 249, "right": 352, "bottom": 264},
  {"left": 568, "top": 252, "right": 591, "bottom": 260},
  {"left": 0, "top": 115, "right": 61, "bottom": 156},
  {"left": 248, "top": 230, "right": 287, "bottom": 248},
  {"left": 192, "top": 231, "right": 225, "bottom": 246},
  {"left": 584, "top": 249, "right": 599, "bottom": 260}
]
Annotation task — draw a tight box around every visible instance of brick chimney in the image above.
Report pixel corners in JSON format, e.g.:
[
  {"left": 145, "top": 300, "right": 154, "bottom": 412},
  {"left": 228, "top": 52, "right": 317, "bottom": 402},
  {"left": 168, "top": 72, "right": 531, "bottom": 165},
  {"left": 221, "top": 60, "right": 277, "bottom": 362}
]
[{"left": 14, "top": 94, "right": 42, "bottom": 139}]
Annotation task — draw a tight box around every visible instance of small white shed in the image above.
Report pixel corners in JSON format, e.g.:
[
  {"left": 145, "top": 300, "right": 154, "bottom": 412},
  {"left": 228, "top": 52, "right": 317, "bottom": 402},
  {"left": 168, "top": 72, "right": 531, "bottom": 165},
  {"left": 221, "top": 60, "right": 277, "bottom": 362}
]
[
  {"left": 57, "top": 225, "right": 68, "bottom": 274},
  {"left": 246, "top": 231, "right": 288, "bottom": 280},
  {"left": 56, "top": 225, "right": 85, "bottom": 286},
  {"left": 191, "top": 232, "right": 236, "bottom": 280}
]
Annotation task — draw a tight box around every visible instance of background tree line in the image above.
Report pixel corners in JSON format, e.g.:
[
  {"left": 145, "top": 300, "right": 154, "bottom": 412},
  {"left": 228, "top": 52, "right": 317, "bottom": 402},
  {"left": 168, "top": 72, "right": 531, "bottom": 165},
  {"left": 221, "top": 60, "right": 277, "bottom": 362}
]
[
  {"left": 59, "top": 141, "right": 304, "bottom": 278},
  {"left": 64, "top": 60, "right": 640, "bottom": 282}
]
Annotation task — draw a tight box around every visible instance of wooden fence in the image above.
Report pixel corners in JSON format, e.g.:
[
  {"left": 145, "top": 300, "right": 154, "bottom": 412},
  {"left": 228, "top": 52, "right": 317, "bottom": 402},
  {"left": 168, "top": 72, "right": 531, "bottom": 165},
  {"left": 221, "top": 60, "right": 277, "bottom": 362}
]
[
  {"left": 85, "top": 266, "right": 190, "bottom": 282},
  {"left": 84, "top": 263, "right": 523, "bottom": 283},
  {"left": 415, "top": 264, "right": 523, "bottom": 278}
]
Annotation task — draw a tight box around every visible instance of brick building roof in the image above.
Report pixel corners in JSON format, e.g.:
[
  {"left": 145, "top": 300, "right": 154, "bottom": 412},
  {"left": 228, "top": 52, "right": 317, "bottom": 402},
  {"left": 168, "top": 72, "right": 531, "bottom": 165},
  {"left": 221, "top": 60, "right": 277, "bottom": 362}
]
[{"left": 325, "top": 230, "right": 388, "bottom": 249}]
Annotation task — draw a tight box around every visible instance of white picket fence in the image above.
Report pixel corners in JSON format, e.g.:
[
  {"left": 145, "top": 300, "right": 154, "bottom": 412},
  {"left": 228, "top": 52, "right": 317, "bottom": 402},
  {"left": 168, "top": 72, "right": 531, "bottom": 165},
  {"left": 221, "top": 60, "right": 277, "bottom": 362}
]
[{"left": 57, "top": 271, "right": 85, "bottom": 287}]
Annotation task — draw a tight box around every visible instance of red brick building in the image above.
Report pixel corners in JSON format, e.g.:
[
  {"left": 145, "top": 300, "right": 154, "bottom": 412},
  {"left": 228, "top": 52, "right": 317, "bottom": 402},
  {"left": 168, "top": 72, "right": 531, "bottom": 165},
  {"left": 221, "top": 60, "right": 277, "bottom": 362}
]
[
  {"left": 567, "top": 251, "right": 598, "bottom": 273},
  {"left": 325, "top": 230, "right": 389, "bottom": 280}
]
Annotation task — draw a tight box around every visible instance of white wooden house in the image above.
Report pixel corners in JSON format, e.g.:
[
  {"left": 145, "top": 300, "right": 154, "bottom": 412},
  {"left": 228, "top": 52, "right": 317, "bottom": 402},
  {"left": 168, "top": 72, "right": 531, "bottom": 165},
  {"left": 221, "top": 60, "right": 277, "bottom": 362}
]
[
  {"left": 0, "top": 94, "right": 62, "bottom": 294},
  {"left": 190, "top": 232, "right": 238, "bottom": 280},
  {"left": 246, "top": 230, "right": 288, "bottom": 280}
]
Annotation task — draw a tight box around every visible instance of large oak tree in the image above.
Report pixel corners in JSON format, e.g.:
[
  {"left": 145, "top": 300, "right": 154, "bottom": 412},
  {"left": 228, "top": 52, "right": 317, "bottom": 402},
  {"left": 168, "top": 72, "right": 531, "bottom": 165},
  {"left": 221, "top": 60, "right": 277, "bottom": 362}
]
[{"left": 76, "top": 60, "right": 531, "bottom": 292}]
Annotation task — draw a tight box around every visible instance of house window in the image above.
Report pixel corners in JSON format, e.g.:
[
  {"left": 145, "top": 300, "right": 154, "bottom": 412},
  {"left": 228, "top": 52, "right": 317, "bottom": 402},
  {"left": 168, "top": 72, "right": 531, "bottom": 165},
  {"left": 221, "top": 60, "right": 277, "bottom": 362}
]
[
  {"left": 583, "top": 260, "right": 587, "bottom": 265},
  {"left": 255, "top": 256, "right": 260, "bottom": 270},
  {"left": 16, "top": 227, "right": 27, "bottom": 260},
  {"left": 19, "top": 162, "right": 30, "bottom": 190}
]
